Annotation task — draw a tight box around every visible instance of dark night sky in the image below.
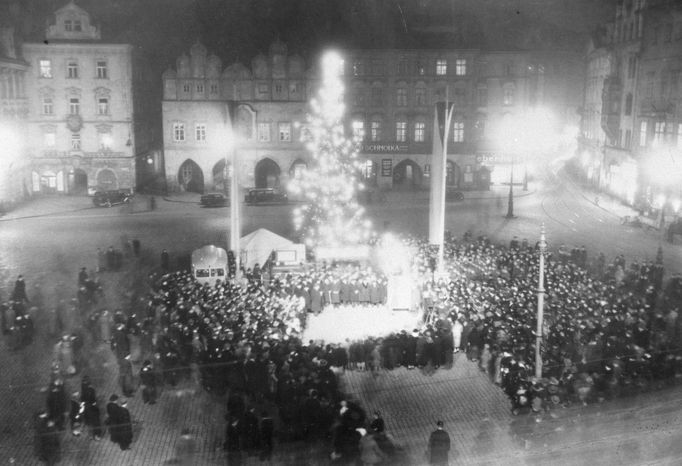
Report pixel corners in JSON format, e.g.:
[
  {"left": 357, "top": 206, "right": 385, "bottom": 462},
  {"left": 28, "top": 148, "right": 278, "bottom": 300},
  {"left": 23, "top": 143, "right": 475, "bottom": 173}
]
[{"left": 1, "top": 0, "right": 617, "bottom": 72}]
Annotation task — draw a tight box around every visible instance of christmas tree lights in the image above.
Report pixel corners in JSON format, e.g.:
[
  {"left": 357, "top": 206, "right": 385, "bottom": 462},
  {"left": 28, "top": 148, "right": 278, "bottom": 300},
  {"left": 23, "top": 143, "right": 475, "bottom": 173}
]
[{"left": 289, "top": 51, "right": 373, "bottom": 249}]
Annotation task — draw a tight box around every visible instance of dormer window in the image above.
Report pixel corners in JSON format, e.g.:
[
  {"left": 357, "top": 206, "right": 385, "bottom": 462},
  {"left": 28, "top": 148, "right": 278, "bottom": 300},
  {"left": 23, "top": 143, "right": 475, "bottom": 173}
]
[
  {"left": 74, "top": 20, "right": 82, "bottom": 32},
  {"left": 65, "top": 20, "right": 72, "bottom": 31}
]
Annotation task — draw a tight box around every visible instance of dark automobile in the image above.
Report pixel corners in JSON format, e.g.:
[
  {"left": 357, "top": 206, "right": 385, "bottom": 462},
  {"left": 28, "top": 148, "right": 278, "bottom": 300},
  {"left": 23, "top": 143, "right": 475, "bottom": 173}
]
[
  {"left": 446, "top": 187, "right": 464, "bottom": 201},
  {"left": 92, "top": 190, "right": 132, "bottom": 207},
  {"left": 244, "top": 188, "right": 288, "bottom": 205},
  {"left": 200, "top": 192, "right": 229, "bottom": 207}
]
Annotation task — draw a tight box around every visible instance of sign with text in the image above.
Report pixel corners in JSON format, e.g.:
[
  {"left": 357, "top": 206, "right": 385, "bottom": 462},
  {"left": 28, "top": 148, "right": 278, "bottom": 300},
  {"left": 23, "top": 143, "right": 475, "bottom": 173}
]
[
  {"left": 476, "top": 153, "right": 515, "bottom": 164},
  {"left": 381, "top": 159, "right": 393, "bottom": 177},
  {"left": 362, "top": 143, "right": 410, "bottom": 153}
]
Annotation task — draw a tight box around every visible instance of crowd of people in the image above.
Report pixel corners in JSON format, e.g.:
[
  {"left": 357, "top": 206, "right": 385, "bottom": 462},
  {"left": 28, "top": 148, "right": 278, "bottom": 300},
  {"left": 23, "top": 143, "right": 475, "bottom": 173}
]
[{"left": 13, "top": 225, "right": 682, "bottom": 464}]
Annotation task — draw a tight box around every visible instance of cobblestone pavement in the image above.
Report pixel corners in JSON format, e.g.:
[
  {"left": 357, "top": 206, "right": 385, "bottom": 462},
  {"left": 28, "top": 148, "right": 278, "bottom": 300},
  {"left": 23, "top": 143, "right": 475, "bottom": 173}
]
[{"left": 2, "top": 171, "right": 682, "bottom": 465}]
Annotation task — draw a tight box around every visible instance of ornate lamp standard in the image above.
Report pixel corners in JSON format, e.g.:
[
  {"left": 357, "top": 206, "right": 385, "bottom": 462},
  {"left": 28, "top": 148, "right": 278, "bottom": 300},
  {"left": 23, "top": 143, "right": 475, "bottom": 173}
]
[{"left": 535, "top": 223, "right": 547, "bottom": 378}]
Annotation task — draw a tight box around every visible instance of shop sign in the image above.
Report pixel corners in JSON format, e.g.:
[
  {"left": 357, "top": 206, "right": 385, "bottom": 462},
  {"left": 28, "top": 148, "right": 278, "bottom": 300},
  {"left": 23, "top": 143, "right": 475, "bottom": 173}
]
[
  {"left": 476, "top": 153, "right": 514, "bottom": 164},
  {"left": 362, "top": 143, "right": 410, "bottom": 153}
]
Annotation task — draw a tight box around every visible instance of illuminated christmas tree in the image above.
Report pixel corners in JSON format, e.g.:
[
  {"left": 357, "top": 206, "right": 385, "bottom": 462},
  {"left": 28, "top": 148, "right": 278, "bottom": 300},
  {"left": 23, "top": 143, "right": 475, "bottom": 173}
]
[{"left": 289, "top": 51, "right": 373, "bottom": 249}]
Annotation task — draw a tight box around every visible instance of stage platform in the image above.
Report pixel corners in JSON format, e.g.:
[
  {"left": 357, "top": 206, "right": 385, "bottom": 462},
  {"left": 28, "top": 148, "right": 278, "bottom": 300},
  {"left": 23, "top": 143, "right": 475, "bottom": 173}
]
[{"left": 302, "top": 304, "right": 421, "bottom": 344}]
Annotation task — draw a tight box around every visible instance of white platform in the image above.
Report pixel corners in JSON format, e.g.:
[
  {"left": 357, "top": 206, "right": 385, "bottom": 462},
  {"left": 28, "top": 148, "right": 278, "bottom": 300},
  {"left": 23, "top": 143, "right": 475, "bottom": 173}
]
[{"left": 302, "top": 304, "right": 421, "bottom": 344}]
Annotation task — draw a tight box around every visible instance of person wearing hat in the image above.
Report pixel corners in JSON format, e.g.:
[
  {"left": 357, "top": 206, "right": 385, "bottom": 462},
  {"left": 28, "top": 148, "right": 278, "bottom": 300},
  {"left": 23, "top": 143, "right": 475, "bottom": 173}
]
[
  {"left": 427, "top": 420, "right": 451, "bottom": 466},
  {"left": 118, "top": 399, "right": 133, "bottom": 450},
  {"left": 81, "top": 376, "right": 103, "bottom": 440},
  {"left": 11, "top": 274, "right": 29, "bottom": 304}
]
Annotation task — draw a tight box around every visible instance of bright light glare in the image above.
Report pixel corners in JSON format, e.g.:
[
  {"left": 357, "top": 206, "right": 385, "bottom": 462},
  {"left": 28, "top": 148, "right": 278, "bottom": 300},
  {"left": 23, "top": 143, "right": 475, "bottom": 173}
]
[
  {"left": 0, "top": 125, "right": 22, "bottom": 162},
  {"left": 375, "top": 233, "right": 411, "bottom": 275}
]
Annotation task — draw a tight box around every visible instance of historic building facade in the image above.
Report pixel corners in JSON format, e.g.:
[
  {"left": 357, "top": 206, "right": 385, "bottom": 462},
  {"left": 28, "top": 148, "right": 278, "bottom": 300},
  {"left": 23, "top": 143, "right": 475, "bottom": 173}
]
[
  {"left": 162, "top": 40, "right": 582, "bottom": 195},
  {"left": 0, "top": 26, "right": 29, "bottom": 209},
  {"left": 578, "top": 0, "right": 682, "bottom": 209},
  {"left": 21, "top": 1, "right": 156, "bottom": 195}
]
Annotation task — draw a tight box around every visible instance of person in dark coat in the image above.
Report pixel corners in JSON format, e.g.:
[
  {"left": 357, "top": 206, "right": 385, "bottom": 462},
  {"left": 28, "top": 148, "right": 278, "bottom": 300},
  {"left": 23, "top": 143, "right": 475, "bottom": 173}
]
[
  {"left": 69, "top": 391, "right": 84, "bottom": 436},
  {"left": 117, "top": 400, "right": 133, "bottom": 450},
  {"left": 119, "top": 356, "right": 136, "bottom": 397},
  {"left": 81, "top": 377, "right": 103, "bottom": 440},
  {"left": 428, "top": 420, "right": 451, "bottom": 466},
  {"left": 161, "top": 249, "right": 170, "bottom": 271},
  {"left": 259, "top": 410, "right": 274, "bottom": 461},
  {"left": 106, "top": 394, "right": 121, "bottom": 446},
  {"left": 46, "top": 379, "right": 68, "bottom": 431},
  {"left": 12, "top": 275, "right": 29, "bottom": 304},
  {"left": 370, "top": 411, "right": 385, "bottom": 433},
  {"left": 140, "top": 360, "right": 158, "bottom": 404},
  {"left": 243, "top": 406, "right": 260, "bottom": 455},
  {"left": 36, "top": 414, "right": 61, "bottom": 466},
  {"left": 224, "top": 415, "right": 243, "bottom": 466}
]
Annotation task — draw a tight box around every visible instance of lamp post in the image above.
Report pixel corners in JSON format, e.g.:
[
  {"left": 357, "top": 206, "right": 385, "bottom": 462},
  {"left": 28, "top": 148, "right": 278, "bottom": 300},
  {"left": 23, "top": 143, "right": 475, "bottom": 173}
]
[
  {"left": 229, "top": 146, "right": 241, "bottom": 282},
  {"left": 506, "top": 157, "right": 515, "bottom": 218},
  {"left": 535, "top": 223, "right": 547, "bottom": 378}
]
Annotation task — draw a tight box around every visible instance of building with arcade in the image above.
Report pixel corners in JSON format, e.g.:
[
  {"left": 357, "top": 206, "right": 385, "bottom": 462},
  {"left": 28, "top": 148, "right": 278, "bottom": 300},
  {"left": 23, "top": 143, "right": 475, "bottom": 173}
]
[{"left": 160, "top": 39, "right": 581, "bottom": 194}]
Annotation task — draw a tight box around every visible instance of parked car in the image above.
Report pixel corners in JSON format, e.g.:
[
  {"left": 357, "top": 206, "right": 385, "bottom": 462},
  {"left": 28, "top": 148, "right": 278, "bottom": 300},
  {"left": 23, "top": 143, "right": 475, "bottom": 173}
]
[
  {"left": 92, "top": 190, "right": 132, "bottom": 207},
  {"left": 244, "top": 188, "right": 288, "bottom": 205},
  {"left": 446, "top": 187, "right": 464, "bottom": 201},
  {"left": 200, "top": 192, "right": 229, "bottom": 207}
]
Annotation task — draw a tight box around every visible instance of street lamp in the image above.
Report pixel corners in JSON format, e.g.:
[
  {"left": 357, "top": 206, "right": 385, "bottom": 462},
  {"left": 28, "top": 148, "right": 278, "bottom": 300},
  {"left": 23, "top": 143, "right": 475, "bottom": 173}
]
[
  {"left": 506, "top": 157, "right": 515, "bottom": 219},
  {"left": 535, "top": 223, "right": 547, "bottom": 378}
]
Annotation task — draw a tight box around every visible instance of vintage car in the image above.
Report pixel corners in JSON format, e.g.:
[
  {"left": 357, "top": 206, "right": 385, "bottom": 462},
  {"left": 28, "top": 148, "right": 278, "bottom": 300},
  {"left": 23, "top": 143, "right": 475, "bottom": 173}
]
[
  {"left": 200, "top": 192, "right": 229, "bottom": 207},
  {"left": 92, "top": 190, "right": 132, "bottom": 207},
  {"left": 244, "top": 188, "right": 288, "bottom": 205},
  {"left": 446, "top": 187, "right": 464, "bottom": 201}
]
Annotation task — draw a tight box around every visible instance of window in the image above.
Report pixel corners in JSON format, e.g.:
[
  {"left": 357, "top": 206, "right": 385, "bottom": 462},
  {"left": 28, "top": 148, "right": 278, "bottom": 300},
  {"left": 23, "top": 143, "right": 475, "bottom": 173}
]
[
  {"left": 71, "top": 132, "right": 81, "bottom": 150},
  {"left": 477, "top": 87, "right": 488, "bottom": 106},
  {"left": 396, "top": 88, "right": 407, "bottom": 106},
  {"left": 275, "top": 84, "right": 283, "bottom": 93},
  {"left": 627, "top": 56, "right": 636, "bottom": 79},
  {"left": 210, "top": 83, "right": 218, "bottom": 94},
  {"left": 97, "top": 98, "right": 109, "bottom": 115},
  {"left": 415, "top": 87, "right": 427, "bottom": 106},
  {"left": 195, "top": 123, "right": 206, "bottom": 141},
  {"left": 352, "top": 120, "right": 365, "bottom": 140},
  {"left": 645, "top": 72, "right": 655, "bottom": 98},
  {"left": 196, "top": 83, "right": 204, "bottom": 94},
  {"left": 69, "top": 98, "right": 80, "bottom": 115},
  {"left": 74, "top": 20, "right": 82, "bottom": 32},
  {"left": 183, "top": 83, "right": 191, "bottom": 93},
  {"left": 258, "top": 83, "right": 268, "bottom": 93},
  {"left": 370, "top": 120, "right": 382, "bottom": 142},
  {"left": 455, "top": 59, "right": 467, "bottom": 76},
  {"left": 278, "top": 122, "right": 291, "bottom": 142},
  {"left": 371, "top": 87, "right": 383, "bottom": 106},
  {"left": 99, "top": 132, "right": 112, "bottom": 150},
  {"left": 416, "top": 61, "right": 425, "bottom": 75},
  {"left": 453, "top": 120, "right": 464, "bottom": 142},
  {"left": 396, "top": 121, "right": 407, "bottom": 142},
  {"left": 65, "top": 20, "right": 72, "bottom": 31},
  {"left": 173, "top": 122, "right": 185, "bottom": 142},
  {"left": 639, "top": 120, "right": 647, "bottom": 146},
  {"left": 436, "top": 58, "right": 447, "bottom": 75},
  {"left": 363, "top": 160, "right": 376, "bottom": 182},
  {"left": 454, "top": 88, "right": 466, "bottom": 106},
  {"left": 42, "top": 98, "right": 54, "bottom": 115},
  {"left": 258, "top": 122, "right": 270, "bottom": 142},
  {"left": 96, "top": 61, "right": 108, "bottom": 79},
  {"left": 503, "top": 87, "right": 514, "bottom": 106},
  {"left": 353, "top": 88, "right": 365, "bottom": 106},
  {"left": 44, "top": 131, "right": 56, "bottom": 147},
  {"left": 353, "top": 61, "right": 364, "bottom": 76},
  {"left": 398, "top": 58, "right": 409, "bottom": 75},
  {"left": 625, "top": 93, "right": 633, "bottom": 115},
  {"left": 39, "top": 59, "right": 52, "bottom": 78},
  {"left": 414, "top": 122, "right": 425, "bottom": 142},
  {"left": 653, "top": 121, "right": 666, "bottom": 144},
  {"left": 67, "top": 61, "right": 79, "bottom": 79}
]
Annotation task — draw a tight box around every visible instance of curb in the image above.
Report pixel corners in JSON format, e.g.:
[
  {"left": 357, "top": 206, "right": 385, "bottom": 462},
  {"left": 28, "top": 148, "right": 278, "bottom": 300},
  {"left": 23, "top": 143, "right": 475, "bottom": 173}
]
[{"left": 162, "top": 196, "right": 200, "bottom": 204}]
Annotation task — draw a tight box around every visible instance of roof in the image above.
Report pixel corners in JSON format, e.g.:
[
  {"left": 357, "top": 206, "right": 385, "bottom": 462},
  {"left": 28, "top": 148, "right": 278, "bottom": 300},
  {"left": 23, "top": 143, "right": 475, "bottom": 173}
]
[{"left": 240, "top": 228, "right": 295, "bottom": 269}]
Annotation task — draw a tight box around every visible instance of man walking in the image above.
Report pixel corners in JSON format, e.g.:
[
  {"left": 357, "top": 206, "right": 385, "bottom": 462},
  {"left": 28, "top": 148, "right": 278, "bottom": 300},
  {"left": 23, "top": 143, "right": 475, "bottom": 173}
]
[{"left": 427, "top": 420, "right": 451, "bottom": 466}]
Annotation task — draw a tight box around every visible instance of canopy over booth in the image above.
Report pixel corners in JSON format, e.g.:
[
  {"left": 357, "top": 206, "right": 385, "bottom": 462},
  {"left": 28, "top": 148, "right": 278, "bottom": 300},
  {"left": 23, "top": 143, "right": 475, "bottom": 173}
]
[{"left": 240, "top": 228, "right": 305, "bottom": 271}]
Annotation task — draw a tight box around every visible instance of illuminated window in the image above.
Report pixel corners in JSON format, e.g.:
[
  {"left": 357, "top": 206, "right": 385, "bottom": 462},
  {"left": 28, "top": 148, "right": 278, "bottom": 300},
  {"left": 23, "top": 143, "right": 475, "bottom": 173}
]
[
  {"left": 278, "top": 122, "right": 291, "bottom": 142},
  {"left": 455, "top": 59, "right": 467, "bottom": 76},
  {"left": 258, "top": 122, "right": 270, "bottom": 142},
  {"left": 414, "top": 122, "right": 425, "bottom": 142},
  {"left": 42, "top": 98, "right": 53, "bottom": 115},
  {"left": 195, "top": 123, "right": 206, "bottom": 141},
  {"left": 352, "top": 120, "right": 365, "bottom": 140},
  {"left": 396, "top": 88, "right": 407, "bottom": 106},
  {"left": 39, "top": 60, "right": 52, "bottom": 78},
  {"left": 99, "top": 132, "right": 113, "bottom": 150},
  {"left": 44, "top": 131, "right": 56, "bottom": 147},
  {"left": 396, "top": 121, "right": 407, "bottom": 142},
  {"left": 653, "top": 121, "right": 666, "bottom": 144},
  {"left": 96, "top": 61, "right": 108, "bottom": 79},
  {"left": 639, "top": 120, "right": 647, "bottom": 146},
  {"left": 503, "top": 87, "right": 514, "bottom": 106},
  {"left": 370, "top": 120, "right": 382, "bottom": 142},
  {"left": 436, "top": 58, "right": 447, "bottom": 75},
  {"left": 69, "top": 98, "right": 80, "bottom": 115},
  {"left": 71, "top": 132, "right": 81, "bottom": 150},
  {"left": 97, "top": 98, "right": 109, "bottom": 115},
  {"left": 453, "top": 120, "right": 464, "bottom": 142},
  {"left": 67, "top": 61, "right": 79, "bottom": 79},
  {"left": 173, "top": 122, "right": 185, "bottom": 142}
]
